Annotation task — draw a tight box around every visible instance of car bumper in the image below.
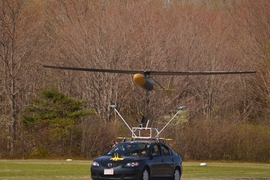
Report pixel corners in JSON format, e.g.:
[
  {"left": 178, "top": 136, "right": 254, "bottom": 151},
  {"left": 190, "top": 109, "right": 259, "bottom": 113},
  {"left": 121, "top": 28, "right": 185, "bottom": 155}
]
[{"left": 91, "top": 166, "right": 142, "bottom": 180}]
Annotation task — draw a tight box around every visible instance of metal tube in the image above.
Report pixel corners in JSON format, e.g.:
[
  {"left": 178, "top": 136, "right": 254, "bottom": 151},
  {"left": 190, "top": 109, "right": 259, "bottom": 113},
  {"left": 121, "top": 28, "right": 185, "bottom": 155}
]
[
  {"left": 113, "top": 108, "right": 136, "bottom": 137},
  {"left": 157, "top": 108, "right": 183, "bottom": 137}
]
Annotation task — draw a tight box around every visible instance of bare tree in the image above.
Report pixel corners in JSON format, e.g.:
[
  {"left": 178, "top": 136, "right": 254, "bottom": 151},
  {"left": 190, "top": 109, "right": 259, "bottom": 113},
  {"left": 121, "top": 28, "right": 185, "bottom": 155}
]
[
  {"left": 229, "top": 0, "right": 270, "bottom": 123},
  {"left": 0, "top": 0, "right": 43, "bottom": 155},
  {"left": 37, "top": 0, "right": 269, "bottom": 160}
]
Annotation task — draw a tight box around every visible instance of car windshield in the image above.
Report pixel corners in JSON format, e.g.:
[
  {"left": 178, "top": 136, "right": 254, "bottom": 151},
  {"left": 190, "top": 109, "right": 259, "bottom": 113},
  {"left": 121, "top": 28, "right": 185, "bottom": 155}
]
[{"left": 107, "top": 142, "right": 150, "bottom": 157}]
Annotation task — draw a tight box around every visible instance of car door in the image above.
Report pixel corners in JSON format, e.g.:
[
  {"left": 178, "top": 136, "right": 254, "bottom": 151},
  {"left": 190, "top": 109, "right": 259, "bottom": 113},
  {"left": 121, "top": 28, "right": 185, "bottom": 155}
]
[
  {"left": 160, "top": 144, "right": 174, "bottom": 177},
  {"left": 149, "top": 144, "right": 165, "bottom": 177}
]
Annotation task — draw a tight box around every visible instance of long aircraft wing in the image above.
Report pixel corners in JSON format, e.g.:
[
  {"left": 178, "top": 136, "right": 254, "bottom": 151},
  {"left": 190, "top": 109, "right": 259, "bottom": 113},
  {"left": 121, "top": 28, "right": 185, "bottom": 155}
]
[{"left": 43, "top": 65, "right": 256, "bottom": 75}]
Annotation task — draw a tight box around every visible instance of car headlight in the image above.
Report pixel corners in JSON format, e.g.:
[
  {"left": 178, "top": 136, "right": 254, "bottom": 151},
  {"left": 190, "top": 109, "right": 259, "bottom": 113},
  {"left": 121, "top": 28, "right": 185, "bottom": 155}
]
[
  {"left": 124, "top": 162, "right": 139, "bottom": 167},
  {"left": 92, "top": 161, "right": 100, "bottom": 167}
]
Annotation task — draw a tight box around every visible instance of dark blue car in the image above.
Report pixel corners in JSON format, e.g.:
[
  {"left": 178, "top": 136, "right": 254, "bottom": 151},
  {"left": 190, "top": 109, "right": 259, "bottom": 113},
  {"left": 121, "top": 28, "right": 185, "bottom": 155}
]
[{"left": 91, "top": 140, "right": 182, "bottom": 180}]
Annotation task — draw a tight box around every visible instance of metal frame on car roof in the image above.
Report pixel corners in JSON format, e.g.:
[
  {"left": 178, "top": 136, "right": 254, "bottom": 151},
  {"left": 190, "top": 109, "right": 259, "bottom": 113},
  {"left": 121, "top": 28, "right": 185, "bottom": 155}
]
[{"left": 110, "top": 105, "right": 185, "bottom": 140}]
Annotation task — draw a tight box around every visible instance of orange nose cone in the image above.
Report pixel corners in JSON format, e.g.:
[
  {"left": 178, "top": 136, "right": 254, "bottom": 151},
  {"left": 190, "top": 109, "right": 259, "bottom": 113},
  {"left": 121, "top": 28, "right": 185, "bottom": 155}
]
[{"left": 133, "top": 73, "right": 146, "bottom": 86}]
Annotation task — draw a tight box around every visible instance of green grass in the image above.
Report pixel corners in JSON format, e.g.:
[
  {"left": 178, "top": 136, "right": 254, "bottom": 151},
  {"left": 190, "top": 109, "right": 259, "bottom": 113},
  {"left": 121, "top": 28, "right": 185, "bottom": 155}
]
[
  {"left": 182, "top": 162, "right": 270, "bottom": 179},
  {"left": 0, "top": 160, "right": 90, "bottom": 180},
  {"left": 0, "top": 160, "right": 269, "bottom": 179}
]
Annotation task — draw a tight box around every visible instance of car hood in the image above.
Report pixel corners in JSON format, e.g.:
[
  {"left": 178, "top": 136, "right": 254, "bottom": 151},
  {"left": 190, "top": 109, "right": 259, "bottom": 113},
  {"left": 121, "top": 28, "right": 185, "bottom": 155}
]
[
  {"left": 93, "top": 155, "right": 146, "bottom": 168},
  {"left": 95, "top": 155, "right": 146, "bottom": 163}
]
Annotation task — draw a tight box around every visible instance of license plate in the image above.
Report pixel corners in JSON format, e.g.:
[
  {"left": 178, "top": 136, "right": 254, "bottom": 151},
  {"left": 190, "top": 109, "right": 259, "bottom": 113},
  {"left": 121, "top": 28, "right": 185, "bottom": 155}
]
[{"left": 104, "top": 169, "right": 114, "bottom": 175}]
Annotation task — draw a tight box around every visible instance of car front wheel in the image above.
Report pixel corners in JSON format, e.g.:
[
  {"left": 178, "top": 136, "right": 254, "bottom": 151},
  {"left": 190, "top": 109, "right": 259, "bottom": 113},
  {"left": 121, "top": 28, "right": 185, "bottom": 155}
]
[
  {"left": 172, "top": 168, "right": 181, "bottom": 180},
  {"left": 140, "top": 168, "right": 150, "bottom": 180}
]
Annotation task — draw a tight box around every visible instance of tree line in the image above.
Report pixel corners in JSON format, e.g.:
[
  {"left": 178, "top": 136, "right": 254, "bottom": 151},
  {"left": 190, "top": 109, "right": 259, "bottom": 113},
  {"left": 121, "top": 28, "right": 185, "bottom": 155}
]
[{"left": 0, "top": 0, "right": 270, "bottom": 162}]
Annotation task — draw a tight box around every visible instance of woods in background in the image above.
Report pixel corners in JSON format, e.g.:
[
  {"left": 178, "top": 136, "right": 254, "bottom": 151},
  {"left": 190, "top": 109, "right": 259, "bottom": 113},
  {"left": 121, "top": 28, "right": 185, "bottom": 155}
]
[{"left": 0, "top": 0, "right": 270, "bottom": 162}]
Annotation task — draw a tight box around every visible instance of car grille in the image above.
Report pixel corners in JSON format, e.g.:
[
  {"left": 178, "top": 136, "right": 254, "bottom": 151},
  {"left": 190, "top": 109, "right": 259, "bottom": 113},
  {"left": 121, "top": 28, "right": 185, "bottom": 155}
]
[{"left": 101, "top": 162, "right": 122, "bottom": 168}]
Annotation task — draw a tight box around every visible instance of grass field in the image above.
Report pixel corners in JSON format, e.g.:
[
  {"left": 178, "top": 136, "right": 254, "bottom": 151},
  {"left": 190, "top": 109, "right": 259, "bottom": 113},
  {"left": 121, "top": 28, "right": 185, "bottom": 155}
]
[{"left": 0, "top": 160, "right": 269, "bottom": 179}]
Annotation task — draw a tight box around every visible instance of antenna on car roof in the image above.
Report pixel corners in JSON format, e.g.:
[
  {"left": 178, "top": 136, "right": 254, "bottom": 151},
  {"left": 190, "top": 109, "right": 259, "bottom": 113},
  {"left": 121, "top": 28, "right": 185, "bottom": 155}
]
[{"left": 110, "top": 104, "right": 186, "bottom": 140}]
